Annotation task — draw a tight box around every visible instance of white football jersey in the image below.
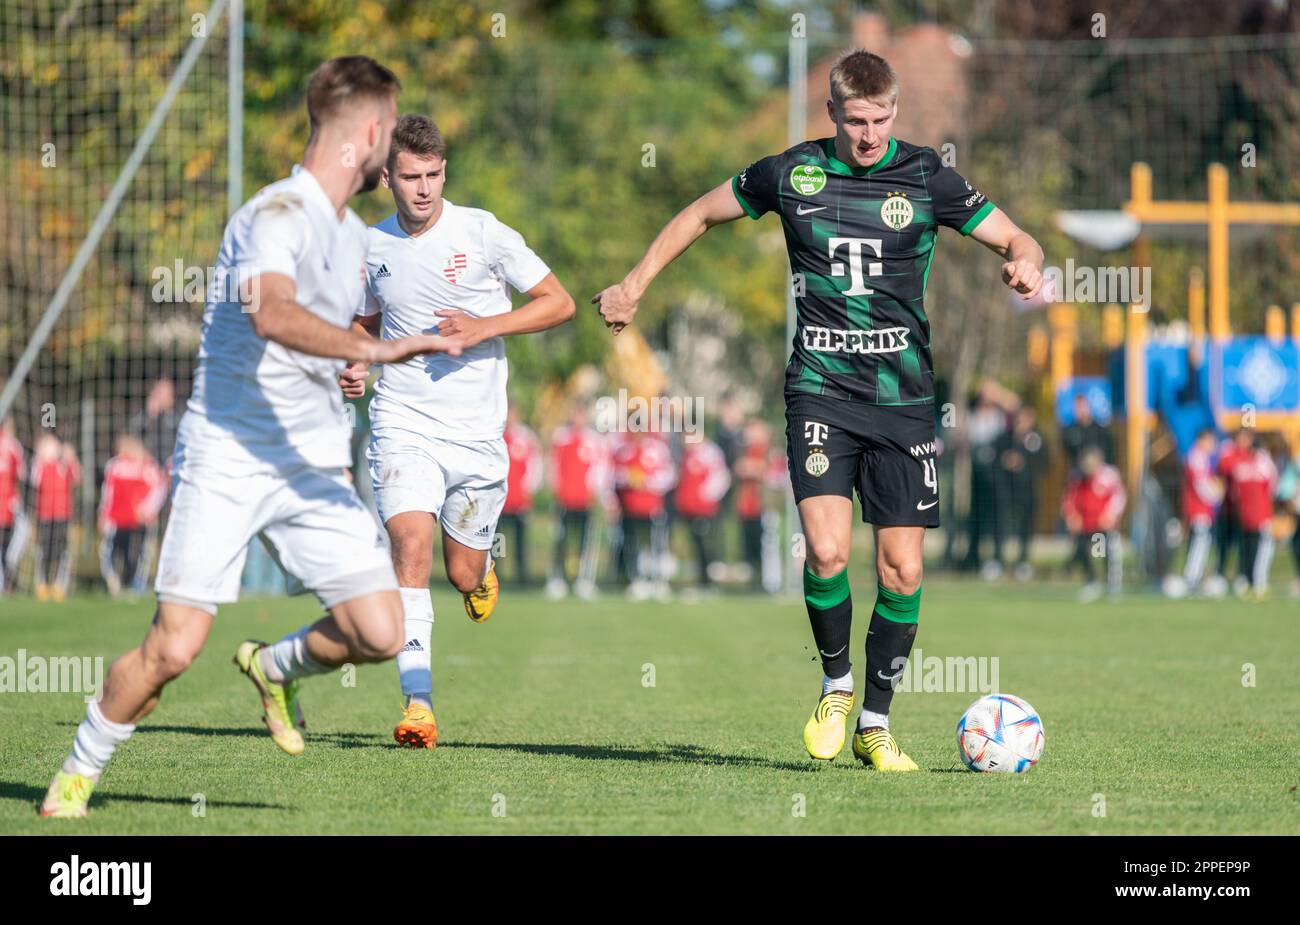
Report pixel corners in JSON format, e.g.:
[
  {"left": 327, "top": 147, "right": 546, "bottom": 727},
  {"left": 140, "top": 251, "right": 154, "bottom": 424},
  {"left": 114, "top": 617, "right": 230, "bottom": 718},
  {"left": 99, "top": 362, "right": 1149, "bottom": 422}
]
[
  {"left": 361, "top": 200, "right": 550, "bottom": 441},
  {"left": 184, "top": 165, "right": 367, "bottom": 468}
]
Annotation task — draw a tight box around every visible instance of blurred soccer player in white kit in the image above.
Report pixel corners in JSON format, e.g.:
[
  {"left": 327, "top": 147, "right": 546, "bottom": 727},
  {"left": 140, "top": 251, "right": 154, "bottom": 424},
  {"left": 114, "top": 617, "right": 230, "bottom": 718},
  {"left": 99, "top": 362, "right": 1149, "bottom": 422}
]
[
  {"left": 41, "top": 57, "right": 464, "bottom": 818},
  {"left": 338, "top": 115, "right": 574, "bottom": 748}
]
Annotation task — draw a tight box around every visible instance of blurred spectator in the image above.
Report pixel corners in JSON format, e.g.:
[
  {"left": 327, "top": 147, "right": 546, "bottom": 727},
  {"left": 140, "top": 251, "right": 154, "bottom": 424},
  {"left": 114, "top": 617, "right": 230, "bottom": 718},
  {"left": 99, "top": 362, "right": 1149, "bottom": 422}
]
[
  {"left": 715, "top": 395, "right": 746, "bottom": 471},
  {"left": 31, "top": 433, "right": 80, "bottom": 601},
  {"left": 758, "top": 445, "right": 789, "bottom": 594},
  {"left": 734, "top": 419, "right": 774, "bottom": 590},
  {"left": 996, "top": 405, "right": 1045, "bottom": 580},
  {"left": 500, "top": 408, "right": 542, "bottom": 585},
  {"left": 130, "top": 378, "right": 180, "bottom": 471},
  {"left": 1212, "top": 428, "right": 1255, "bottom": 588},
  {"left": 714, "top": 395, "right": 746, "bottom": 561},
  {"left": 547, "top": 403, "right": 609, "bottom": 600},
  {"left": 1276, "top": 444, "right": 1300, "bottom": 598},
  {"left": 1179, "top": 428, "right": 1222, "bottom": 592},
  {"left": 98, "top": 434, "right": 167, "bottom": 596},
  {"left": 962, "top": 384, "right": 1013, "bottom": 576},
  {"left": 1062, "top": 446, "right": 1126, "bottom": 602},
  {"left": 673, "top": 436, "right": 731, "bottom": 591},
  {"left": 612, "top": 426, "right": 675, "bottom": 600},
  {"left": 0, "top": 416, "right": 25, "bottom": 593},
  {"left": 1223, "top": 431, "right": 1277, "bottom": 598},
  {"left": 1061, "top": 391, "right": 1113, "bottom": 469}
]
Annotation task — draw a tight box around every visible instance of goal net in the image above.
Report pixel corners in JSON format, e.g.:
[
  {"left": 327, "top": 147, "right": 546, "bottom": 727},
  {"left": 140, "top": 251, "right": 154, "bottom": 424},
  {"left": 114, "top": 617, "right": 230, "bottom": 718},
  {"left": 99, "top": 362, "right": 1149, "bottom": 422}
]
[{"left": 0, "top": 0, "right": 231, "bottom": 592}]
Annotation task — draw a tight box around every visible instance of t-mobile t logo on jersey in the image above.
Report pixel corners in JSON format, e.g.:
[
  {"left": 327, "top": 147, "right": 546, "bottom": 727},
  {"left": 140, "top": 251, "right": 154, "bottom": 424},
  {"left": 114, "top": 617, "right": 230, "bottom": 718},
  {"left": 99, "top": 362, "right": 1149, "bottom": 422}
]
[
  {"left": 828, "top": 237, "right": 883, "bottom": 296},
  {"left": 804, "top": 421, "right": 829, "bottom": 446}
]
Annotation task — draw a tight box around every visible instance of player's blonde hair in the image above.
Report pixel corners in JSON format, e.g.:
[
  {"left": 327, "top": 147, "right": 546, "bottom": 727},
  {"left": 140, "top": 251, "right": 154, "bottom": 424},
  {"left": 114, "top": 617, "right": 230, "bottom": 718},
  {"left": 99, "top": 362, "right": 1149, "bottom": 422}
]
[
  {"left": 305, "top": 55, "right": 401, "bottom": 134},
  {"left": 829, "top": 49, "right": 899, "bottom": 107}
]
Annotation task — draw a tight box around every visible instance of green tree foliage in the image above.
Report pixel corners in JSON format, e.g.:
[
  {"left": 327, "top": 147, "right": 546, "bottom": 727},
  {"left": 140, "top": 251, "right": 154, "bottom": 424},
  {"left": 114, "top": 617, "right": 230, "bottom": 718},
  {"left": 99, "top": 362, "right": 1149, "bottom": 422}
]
[{"left": 240, "top": 0, "right": 795, "bottom": 413}]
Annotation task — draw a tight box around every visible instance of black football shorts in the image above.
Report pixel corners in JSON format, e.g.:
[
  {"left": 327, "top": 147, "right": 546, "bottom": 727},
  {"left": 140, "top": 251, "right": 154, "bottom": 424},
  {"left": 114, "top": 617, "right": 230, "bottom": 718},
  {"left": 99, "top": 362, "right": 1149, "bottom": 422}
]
[{"left": 784, "top": 393, "right": 940, "bottom": 527}]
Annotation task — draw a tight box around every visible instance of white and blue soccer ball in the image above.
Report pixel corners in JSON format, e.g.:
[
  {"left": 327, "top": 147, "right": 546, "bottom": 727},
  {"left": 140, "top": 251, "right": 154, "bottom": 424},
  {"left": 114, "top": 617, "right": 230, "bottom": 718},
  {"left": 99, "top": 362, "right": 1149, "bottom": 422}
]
[{"left": 956, "top": 693, "right": 1044, "bottom": 773}]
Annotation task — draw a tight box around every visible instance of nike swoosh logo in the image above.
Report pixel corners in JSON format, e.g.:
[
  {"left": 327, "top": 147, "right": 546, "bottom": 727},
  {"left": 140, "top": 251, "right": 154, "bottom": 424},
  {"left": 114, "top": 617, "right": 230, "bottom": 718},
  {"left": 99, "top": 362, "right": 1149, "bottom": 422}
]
[
  {"left": 818, "top": 644, "right": 848, "bottom": 659},
  {"left": 795, "top": 205, "right": 826, "bottom": 215},
  {"left": 916, "top": 500, "right": 938, "bottom": 510},
  {"left": 877, "top": 669, "right": 904, "bottom": 682}
]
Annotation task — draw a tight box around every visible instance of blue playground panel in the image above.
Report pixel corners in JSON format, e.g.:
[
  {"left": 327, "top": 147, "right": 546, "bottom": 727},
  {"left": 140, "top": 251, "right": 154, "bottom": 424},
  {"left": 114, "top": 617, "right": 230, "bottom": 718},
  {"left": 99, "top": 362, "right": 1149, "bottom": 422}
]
[
  {"left": 1108, "top": 337, "right": 1299, "bottom": 456},
  {"left": 1218, "top": 337, "right": 1300, "bottom": 411},
  {"left": 1055, "top": 376, "right": 1113, "bottom": 426}
]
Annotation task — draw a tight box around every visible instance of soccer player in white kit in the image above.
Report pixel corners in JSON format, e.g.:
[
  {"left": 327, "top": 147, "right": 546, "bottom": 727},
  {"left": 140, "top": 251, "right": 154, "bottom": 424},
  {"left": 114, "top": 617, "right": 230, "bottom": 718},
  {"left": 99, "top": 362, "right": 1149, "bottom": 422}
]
[
  {"left": 338, "top": 115, "right": 575, "bottom": 748},
  {"left": 41, "top": 58, "right": 463, "bottom": 818}
]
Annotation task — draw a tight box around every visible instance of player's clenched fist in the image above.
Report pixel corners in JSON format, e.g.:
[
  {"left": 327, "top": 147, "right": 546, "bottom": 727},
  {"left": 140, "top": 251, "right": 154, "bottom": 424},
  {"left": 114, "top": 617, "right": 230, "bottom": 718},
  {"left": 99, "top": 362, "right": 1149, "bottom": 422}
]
[
  {"left": 338, "top": 362, "right": 369, "bottom": 399},
  {"left": 1001, "top": 258, "right": 1043, "bottom": 299},
  {"left": 591, "top": 282, "right": 638, "bottom": 335}
]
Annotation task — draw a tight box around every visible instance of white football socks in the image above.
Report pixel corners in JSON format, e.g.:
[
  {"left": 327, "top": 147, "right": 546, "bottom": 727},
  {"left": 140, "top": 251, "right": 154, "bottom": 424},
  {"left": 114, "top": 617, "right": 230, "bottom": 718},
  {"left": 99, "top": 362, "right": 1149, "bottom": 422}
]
[
  {"left": 396, "top": 587, "right": 434, "bottom": 707},
  {"left": 823, "top": 671, "right": 854, "bottom": 695},
  {"left": 65, "top": 699, "right": 135, "bottom": 779},
  {"left": 858, "top": 709, "right": 889, "bottom": 731},
  {"left": 260, "top": 624, "right": 330, "bottom": 683}
]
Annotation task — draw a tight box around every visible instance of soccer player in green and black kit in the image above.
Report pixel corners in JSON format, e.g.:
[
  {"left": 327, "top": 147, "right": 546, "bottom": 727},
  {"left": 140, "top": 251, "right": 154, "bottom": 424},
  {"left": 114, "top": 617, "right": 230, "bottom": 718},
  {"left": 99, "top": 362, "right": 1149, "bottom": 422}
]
[{"left": 595, "top": 50, "right": 1043, "bottom": 770}]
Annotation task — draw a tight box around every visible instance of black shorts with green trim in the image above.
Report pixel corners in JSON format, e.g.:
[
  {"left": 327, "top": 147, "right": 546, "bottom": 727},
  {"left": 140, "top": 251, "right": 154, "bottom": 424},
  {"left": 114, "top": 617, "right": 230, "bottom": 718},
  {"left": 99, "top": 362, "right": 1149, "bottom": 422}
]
[{"left": 784, "top": 392, "right": 940, "bottom": 527}]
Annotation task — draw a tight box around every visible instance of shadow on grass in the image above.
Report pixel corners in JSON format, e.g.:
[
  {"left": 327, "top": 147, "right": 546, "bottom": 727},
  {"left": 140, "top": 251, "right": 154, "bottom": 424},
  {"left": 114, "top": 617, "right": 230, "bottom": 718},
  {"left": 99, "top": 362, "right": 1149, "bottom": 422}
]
[
  {"left": 0, "top": 780, "right": 289, "bottom": 812},
  {"left": 136, "top": 725, "right": 387, "bottom": 750},
  {"left": 445, "top": 740, "right": 819, "bottom": 772},
  {"left": 57, "top": 722, "right": 389, "bottom": 750},
  {"left": 54, "top": 723, "right": 865, "bottom": 771}
]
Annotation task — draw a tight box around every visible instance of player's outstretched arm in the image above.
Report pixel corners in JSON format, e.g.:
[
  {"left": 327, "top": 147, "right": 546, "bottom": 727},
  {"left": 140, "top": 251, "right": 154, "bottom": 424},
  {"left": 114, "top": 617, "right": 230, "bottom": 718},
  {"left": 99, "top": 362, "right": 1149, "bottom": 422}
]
[
  {"left": 245, "top": 272, "right": 462, "bottom": 365},
  {"left": 969, "top": 208, "right": 1045, "bottom": 300},
  {"left": 592, "top": 178, "right": 745, "bottom": 335},
  {"left": 433, "top": 272, "right": 575, "bottom": 349}
]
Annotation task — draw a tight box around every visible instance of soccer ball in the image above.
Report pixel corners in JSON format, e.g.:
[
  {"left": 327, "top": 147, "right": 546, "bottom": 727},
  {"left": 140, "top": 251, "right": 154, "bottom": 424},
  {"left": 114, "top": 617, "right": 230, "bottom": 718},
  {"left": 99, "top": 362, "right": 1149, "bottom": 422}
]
[{"left": 956, "top": 693, "right": 1044, "bottom": 773}]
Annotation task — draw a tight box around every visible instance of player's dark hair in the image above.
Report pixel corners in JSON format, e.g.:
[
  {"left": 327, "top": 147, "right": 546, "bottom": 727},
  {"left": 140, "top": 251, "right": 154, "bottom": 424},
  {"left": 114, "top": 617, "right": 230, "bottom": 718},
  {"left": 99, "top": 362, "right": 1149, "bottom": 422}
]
[
  {"left": 387, "top": 114, "right": 446, "bottom": 170},
  {"left": 305, "top": 56, "right": 400, "bottom": 134},
  {"left": 829, "top": 49, "right": 899, "bottom": 107}
]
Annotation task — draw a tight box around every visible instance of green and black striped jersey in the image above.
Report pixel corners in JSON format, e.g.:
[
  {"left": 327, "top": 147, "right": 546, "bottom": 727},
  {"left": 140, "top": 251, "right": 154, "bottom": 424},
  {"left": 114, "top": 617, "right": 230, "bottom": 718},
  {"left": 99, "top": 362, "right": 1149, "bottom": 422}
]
[{"left": 733, "top": 137, "right": 995, "bottom": 406}]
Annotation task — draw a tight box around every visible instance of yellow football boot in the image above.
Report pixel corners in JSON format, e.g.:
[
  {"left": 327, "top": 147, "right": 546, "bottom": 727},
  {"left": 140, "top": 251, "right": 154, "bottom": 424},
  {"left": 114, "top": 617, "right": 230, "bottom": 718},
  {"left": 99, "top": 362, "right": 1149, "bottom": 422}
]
[
  {"left": 852, "top": 726, "right": 919, "bottom": 772},
  {"left": 463, "top": 559, "right": 498, "bottom": 623},
  {"left": 40, "top": 770, "right": 96, "bottom": 818},
  {"left": 802, "top": 689, "right": 855, "bottom": 760},
  {"left": 233, "top": 640, "right": 305, "bottom": 756}
]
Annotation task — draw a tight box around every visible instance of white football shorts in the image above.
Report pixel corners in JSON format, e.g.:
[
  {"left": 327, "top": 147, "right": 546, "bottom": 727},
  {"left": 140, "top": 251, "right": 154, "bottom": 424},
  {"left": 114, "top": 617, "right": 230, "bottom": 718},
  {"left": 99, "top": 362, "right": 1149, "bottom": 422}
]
[
  {"left": 367, "top": 427, "right": 508, "bottom": 551},
  {"left": 155, "top": 444, "right": 397, "bottom": 613}
]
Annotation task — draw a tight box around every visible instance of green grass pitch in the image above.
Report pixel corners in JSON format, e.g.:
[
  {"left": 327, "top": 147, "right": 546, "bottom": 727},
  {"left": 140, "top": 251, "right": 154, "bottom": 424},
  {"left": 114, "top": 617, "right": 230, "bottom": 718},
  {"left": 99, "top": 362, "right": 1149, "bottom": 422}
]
[{"left": 2, "top": 578, "right": 1297, "bottom": 834}]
